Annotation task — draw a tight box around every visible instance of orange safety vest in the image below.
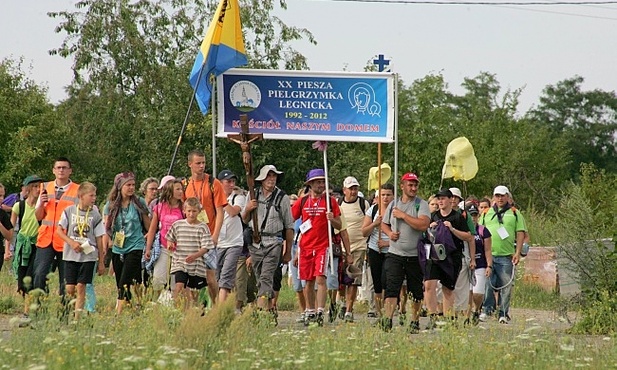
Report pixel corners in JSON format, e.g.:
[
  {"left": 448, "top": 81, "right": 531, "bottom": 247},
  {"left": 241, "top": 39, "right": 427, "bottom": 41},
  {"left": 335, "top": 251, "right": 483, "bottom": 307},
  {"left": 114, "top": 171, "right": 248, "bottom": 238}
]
[{"left": 36, "top": 181, "right": 80, "bottom": 252}]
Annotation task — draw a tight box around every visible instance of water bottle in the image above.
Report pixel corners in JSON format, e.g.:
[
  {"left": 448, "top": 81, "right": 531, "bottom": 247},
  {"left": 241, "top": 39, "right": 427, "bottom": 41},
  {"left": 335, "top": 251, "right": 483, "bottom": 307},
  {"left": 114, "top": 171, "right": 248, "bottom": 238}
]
[{"left": 521, "top": 242, "right": 530, "bottom": 257}]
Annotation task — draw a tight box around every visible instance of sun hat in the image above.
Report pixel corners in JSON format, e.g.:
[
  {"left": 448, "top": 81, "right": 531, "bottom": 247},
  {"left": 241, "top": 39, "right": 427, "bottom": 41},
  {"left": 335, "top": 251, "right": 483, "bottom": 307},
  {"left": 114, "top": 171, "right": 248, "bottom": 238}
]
[
  {"left": 158, "top": 175, "right": 176, "bottom": 190},
  {"left": 304, "top": 169, "right": 326, "bottom": 184},
  {"left": 255, "top": 165, "right": 282, "bottom": 182},
  {"left": 346, "top": 264, "right": 362, "bottom": 279},
  {"left": 22, "top": 175, "right": 44, "bottom": 186}
]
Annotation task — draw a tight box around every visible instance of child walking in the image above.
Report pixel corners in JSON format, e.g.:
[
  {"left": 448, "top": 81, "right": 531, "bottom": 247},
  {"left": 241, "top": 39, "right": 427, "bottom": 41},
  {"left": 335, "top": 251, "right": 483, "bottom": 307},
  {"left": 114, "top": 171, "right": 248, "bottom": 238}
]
[
  {"left": 57, "top": 182, "right": 106, "bottom": 320},
  {"left": 165, "top": 198, "right": 214, "bottom": 309}
]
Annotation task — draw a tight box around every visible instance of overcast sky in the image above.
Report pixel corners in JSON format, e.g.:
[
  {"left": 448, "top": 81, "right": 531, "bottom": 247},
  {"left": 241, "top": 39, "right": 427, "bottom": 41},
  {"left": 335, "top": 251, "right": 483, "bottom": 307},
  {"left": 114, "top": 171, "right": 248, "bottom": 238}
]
[{"left": 2, "top": 0, "right": 616, "bottom": 114}]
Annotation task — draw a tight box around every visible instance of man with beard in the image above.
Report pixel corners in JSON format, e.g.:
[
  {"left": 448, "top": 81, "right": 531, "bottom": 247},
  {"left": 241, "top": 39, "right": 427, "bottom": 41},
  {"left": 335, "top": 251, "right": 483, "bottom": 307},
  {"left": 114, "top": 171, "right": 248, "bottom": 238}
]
[
  {"left": 291, "top": 169, "right": 345, "bottom": 326},
  {"left": 244, "top": 165, "right": 294, "bottom": 321}
]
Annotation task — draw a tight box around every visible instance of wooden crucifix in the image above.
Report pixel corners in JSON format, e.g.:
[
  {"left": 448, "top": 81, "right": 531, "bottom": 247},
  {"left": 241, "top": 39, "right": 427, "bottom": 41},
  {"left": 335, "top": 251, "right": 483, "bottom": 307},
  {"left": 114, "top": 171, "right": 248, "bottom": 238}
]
[{"left": 228, "top": 114, "right": 263, "bottom": 244}]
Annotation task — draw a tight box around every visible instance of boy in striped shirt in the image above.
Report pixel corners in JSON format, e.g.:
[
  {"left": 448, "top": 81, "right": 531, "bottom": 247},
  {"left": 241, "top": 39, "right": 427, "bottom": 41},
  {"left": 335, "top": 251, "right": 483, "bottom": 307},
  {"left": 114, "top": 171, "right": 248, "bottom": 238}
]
[{"left": 166, "top": 197, "right": 214, "bottom": 308}]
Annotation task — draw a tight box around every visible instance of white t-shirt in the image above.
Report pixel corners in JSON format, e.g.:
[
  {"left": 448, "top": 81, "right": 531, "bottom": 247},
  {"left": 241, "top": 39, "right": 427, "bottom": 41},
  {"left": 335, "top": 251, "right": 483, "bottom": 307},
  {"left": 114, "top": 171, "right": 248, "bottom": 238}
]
[{"left": 217, "top": 193, "right": 246, "bottom": 249}]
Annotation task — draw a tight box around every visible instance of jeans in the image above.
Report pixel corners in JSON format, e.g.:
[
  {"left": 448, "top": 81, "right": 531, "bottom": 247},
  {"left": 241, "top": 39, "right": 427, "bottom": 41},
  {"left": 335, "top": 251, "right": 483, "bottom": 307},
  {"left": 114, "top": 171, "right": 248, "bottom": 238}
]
[
  {"left": 483, "top": 255, "right": 514, "bottom": 318},
  {"left": 33, "top": 246, "right": 65, "bottom": 296}
]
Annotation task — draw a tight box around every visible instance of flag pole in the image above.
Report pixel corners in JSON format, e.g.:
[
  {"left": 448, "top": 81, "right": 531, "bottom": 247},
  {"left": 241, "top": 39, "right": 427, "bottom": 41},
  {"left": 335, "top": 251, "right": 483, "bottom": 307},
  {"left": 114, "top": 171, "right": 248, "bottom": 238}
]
[
  {"left": 167, "top": 63, "right": 207, "bottom": 176},
  {"left": 322, "top": 146, "right": 335, "bottom": 271},
  {"left": 211, "top": 79, "right": 217, "bottom": 175}
]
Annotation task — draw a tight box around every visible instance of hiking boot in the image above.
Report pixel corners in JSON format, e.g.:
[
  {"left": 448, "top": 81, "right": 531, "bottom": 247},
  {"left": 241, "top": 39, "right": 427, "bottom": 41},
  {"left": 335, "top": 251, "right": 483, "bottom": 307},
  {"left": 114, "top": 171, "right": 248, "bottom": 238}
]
[
  {"left": 367, "top": 311, "right": 377, "bottom": 318},
  {"left": 344, "top": 312, "right": 354, "bottom": 323},
  {"left": 498, "top": 316, "right": 509, "bottom": 324},
  {"left": 398, "top": 312, "right": 407, "bottom": 326},
  {"left": 379, "top": 317, "right": 393, "bottom": 332},
  {"left": 339, "top": 306, "right": 346, "bottom": 320},
  {"left": 408, "top": 320, "right": 420, "bottom": 334}
]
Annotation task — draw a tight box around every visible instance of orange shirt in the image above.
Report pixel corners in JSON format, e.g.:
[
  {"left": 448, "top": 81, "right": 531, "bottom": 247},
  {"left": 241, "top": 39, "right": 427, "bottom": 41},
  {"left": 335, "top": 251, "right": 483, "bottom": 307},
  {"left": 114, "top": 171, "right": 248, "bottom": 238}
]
[{"left": 184, "top": 174, "right": 227, "bottom": 232}]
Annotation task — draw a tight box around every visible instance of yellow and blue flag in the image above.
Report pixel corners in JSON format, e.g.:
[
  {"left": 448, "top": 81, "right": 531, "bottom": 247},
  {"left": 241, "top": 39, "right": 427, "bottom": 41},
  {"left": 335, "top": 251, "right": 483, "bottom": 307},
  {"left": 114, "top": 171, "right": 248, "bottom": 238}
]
[{"left": 189, "top": 0, "right": 247, "bottom": 114}]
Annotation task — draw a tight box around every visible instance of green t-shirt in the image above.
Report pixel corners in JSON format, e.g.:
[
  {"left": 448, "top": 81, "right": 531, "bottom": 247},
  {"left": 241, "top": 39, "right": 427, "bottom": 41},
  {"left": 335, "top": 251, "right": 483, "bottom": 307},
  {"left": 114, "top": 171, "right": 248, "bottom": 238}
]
[
  {"left": 481, "top": 207, "right": 526, "bottom": 256},
  {"left": 12, "top": 201, "right": 39, "bottom": 237},
  {"left": 104, "top": 198, "right": 147, "bottom": 255}
]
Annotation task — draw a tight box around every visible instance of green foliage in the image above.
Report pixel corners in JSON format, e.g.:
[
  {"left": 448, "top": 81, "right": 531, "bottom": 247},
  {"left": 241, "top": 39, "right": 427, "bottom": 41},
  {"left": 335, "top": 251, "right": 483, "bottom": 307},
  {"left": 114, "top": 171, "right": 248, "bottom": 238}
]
[
  {"left": 0, "top": 58, "right": 61, "bottom": 191},
  {"left": 529, "top": 76, "right": 617, "bottom": 176},
  {"left": 571, "top": 290, "right": 617, "bottom": 335}
]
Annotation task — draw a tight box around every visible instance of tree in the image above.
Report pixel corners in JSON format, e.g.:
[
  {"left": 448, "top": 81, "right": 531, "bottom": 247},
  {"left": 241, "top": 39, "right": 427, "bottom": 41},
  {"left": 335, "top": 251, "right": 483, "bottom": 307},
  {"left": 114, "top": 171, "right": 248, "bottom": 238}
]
[
  {"left": 528, "top": 76, "right": 617, "bottom": 176},
  {"left": 47, "top": 0, "right": 316, "bottom": 190},
  {"left": 0, "top": 58, "right": 66, "bottom": 191}
]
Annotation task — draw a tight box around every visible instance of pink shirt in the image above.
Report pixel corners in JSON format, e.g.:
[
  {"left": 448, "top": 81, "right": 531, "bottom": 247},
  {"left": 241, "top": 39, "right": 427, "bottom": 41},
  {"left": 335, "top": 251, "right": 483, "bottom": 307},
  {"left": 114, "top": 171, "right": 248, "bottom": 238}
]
[{"left": 154, "top": 202, "right": 184, "bottom": 248}]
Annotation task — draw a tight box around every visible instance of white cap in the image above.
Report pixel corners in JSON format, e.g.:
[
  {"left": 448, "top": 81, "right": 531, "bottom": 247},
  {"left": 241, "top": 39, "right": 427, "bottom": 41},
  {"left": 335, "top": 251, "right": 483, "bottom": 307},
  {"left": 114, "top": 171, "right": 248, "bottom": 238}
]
[
  {"left": 449, "top": 187, "right": 462, "bottom": 200},
  {"left": 343, "top": 176, "right": 360, "bottom": 188},
  {"left": 493, "top": 185, "right": 510, "bottom": 196}
]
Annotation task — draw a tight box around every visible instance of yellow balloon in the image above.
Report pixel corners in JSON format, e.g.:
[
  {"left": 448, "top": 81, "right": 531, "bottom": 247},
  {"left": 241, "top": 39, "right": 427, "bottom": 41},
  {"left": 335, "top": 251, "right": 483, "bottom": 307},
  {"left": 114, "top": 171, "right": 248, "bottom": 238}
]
[
  {"left": 442, "top": 137, "right": 478, "bottom": 181},
  {"left": 368, "top": 163, "right": 392, "bottom": 191}
]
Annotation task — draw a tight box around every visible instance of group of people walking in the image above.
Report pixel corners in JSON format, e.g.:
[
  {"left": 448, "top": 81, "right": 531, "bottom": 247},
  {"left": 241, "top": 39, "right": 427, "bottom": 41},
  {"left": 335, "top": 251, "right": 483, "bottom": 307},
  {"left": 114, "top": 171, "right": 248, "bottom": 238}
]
[{"left": 0, "top": 152, "right": 527, "bottom": 332}]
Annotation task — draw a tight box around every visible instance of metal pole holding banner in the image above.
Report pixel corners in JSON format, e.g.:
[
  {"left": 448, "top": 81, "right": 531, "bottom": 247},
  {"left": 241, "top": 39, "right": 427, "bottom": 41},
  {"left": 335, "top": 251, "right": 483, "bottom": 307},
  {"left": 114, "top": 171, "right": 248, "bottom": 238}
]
[
  {"left": 212, "top": 82, "right": 217, "bottom": 176},
  {"left": 323, "top": 147, "right": 335, "bottom": 271}
]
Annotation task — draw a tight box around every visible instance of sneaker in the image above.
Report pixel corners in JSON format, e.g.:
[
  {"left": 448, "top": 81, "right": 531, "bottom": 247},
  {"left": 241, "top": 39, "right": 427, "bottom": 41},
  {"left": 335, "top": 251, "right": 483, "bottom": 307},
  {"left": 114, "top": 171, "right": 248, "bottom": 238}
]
[
  {"left": 427, "top": 315, "right": 437, "bottom": 330},
  {"left": 419, "top": 307, "right": 428, "bottom": 317},
  {"left": 296, "top": 312, "right": 306, "bottom": 323},
  {"left": 408, "top": 320, "right": 420, "bottom": 334},
  {"left": 398, "top": 312, "right": 407, "bottom": 326},
  {"left": 479, "top": 313, "right": 489, "bottom": 322},
  {"left": 367, "top": 311, "right": 377, "bottom": 318},
  {"left": 379, "top": 317, "right": 393, "bottom": 332},
  {"left": 339, "top": 306, "right": 346, "bottom": 320},
  {"left": 304, "top": 312, "right": 316, "bottom": 327},
  {"left": 316, "top": 311, "right": 324, "bottom": 327},
  {"left": 498, "top": 316, "right": 509, "bottom": 324},
  {"left": 344, "top": 312, "right": 354, "bottom": 323}
]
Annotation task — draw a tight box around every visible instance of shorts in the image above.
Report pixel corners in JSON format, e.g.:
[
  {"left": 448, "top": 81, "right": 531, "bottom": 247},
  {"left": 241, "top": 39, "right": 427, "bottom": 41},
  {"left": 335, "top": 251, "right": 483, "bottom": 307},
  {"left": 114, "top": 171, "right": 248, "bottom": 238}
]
[
  {"left": 349, "top": 249, "right": 366, "bottom": 286},
  {"left": 174, "top": 271, "right": 207, "bottom": 290},
  {"left": 64, "top": 261, "right": 96, "bottom": 285},
  {"left": 299, "top": 247, "right": 327, "bottom": 281},
  {"left": 473, "top": 268, "right": 487, "bottom": 295},
  {"left": 216, "top": 246, "right": 243, "bottom": 291},
  {"left": 426, "top": 252, "right": 463, "bottom": 291},
  {"left": 383, "top": 253, "right": 424, "bottom": 301},
  {"left": 313, "top": 256, "right": 339, "bottom": 290},
  {"left": 454, "top": 257, "right": 471, "bottom": 311}
]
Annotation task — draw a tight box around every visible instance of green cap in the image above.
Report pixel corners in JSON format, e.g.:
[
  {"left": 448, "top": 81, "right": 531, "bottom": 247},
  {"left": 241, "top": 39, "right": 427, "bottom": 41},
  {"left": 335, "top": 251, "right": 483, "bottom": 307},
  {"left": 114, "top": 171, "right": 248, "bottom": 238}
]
[{"left": 23, "top": 175, "right": 44, "bottom": 186}]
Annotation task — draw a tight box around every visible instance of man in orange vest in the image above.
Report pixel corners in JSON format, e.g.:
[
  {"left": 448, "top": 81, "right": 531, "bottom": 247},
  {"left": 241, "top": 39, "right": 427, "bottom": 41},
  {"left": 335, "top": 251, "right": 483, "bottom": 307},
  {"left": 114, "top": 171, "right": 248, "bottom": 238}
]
[{"left": 33, "top": 157, "right": 80, "bottom": 296}]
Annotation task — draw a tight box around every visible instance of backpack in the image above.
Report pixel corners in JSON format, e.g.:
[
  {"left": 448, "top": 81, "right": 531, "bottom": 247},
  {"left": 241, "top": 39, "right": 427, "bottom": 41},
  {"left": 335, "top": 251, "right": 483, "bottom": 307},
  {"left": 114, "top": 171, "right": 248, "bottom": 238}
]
[
  {"left": 17, "top": 199, "right": 41, "bottom": 231},
  {"left": 417, "top": 220, "right": 458, "bottom": 279},
  {"left": 338, "top": 196, "right": 368, "bottom": 215},
  {"left": 231, "top": 193, "right": 251, "bottom": 248},
  {"left": 298, "top": 195, "right": 342, "bottom": 256},
  {"left": 247, "top": 187, "right": 286, "bottom": 240}
]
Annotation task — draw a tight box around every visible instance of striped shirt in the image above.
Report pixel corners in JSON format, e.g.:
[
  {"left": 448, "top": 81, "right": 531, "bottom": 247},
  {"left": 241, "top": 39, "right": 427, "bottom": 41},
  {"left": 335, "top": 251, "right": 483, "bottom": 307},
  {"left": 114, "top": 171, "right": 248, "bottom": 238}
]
[{"left": 166, "top": 219, "right": 213, "bottom": 278}]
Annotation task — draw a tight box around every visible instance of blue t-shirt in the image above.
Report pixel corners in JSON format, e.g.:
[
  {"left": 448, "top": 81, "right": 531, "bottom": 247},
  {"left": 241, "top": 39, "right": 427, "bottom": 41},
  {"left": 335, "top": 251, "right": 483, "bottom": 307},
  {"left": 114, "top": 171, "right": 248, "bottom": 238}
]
[{"left": 104, "top": 198, "right": 147, "bottom": 255}]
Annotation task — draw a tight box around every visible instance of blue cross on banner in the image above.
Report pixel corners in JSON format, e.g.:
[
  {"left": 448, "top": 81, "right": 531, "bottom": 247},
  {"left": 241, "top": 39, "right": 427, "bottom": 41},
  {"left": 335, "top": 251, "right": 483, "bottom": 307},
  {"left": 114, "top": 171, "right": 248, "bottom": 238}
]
[{"left": 373, "top": 54, "right": 391, "bottom": 72}]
